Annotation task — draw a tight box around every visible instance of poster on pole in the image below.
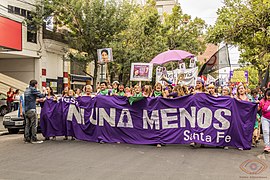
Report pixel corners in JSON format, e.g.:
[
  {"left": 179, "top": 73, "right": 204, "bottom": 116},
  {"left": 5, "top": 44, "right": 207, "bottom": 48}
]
[
  {"left": 97, "top": 48, "right": 113, "bottom": 64},
  {"left": 130, "top": 63, "right": 153, "bottom": 81}
]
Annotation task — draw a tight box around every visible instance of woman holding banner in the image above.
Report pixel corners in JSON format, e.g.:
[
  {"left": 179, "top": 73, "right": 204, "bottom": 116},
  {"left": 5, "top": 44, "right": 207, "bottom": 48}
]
[
  {"left": 44, "top": 87, "right": 57, "bottom": 141},
  {"left": 258, "top": 88, "right": 270, "bottom": 153},
  {"left": 235, "top": 84, "right": 249, "bottom": 101},
  {"left": 194, "top": 77, "right": 205, "bottom": 94},
  {"left": 152, "top": 83, "right": 165, "bottom": 97}
]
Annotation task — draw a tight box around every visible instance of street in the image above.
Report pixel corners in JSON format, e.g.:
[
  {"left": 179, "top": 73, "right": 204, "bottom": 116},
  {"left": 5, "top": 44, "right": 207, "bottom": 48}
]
[{"left": 0, "top": 122, "right": 269, "bottom": 180}]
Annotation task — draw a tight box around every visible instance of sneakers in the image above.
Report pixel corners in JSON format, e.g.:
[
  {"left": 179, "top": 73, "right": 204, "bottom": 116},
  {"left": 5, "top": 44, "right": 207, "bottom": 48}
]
[
  {"left": 263, "top": 146, "right": 270, "bottom": 152},
  {"left": 224, "top": 146, "right": 229, "bottom": 150},
  {"left": 52, "top": 136, "right": 56, "bottom": 141},
  {"left": 190, "top": 142, "right": 196, "bottom": 148},
  {"left": 24, "top": 140, "right": 31, "bottom": 144},
  {"left": 31, "top": 140, "right": 43, "bottom": 144},
  {"left": 156, "top": 144, "right": 162, "bottom": 148}
]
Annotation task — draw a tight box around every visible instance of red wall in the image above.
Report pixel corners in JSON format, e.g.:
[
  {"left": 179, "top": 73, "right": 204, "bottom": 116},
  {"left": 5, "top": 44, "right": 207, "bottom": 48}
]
[{"left": 0, "top": 16, "right": 22, "bottom": 51}]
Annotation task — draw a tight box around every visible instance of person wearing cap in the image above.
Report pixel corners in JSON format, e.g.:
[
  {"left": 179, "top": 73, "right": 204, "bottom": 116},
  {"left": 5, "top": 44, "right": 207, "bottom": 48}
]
[{"left": 112, "top": 81, "right": 119, "bottom": 95}]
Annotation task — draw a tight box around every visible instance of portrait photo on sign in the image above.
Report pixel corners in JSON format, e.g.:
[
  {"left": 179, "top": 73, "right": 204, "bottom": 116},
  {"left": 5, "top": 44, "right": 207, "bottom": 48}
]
[
  {"left": 130, "top": 63, "right": 153, "bottom": 81},
  {"left": 97, "top": 48, "right": 113, "bottom": 63}
]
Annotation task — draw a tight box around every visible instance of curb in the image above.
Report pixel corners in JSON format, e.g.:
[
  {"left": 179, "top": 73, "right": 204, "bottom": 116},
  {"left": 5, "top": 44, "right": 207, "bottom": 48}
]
[{"left": 0, "top": 131, "right": 9, "bottom": 136}]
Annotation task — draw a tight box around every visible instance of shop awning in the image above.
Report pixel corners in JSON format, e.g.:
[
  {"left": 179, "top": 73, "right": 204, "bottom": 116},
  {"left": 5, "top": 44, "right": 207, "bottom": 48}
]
[{"left": 70, "top": 74, "right": 93, "bottom": 82}]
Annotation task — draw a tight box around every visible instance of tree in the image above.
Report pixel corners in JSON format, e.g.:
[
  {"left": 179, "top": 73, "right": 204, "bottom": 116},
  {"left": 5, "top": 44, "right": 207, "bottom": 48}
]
[
  {"left": 34, "top": 0, "right": 135, "bottom": 89},
  {"left": 32, "top": 0, "right": 207, "bottom": 87},
  {"left": 162, "top": 4, "right": 207, "bottom": 55},
  {"left": 207, "top": 0, "right": 270, "bottom": 84},
  {"left": 109, "top": 0, "right": 167, "bottom": 85},
  {"left": 109, "top": 1, "right": 207, "bottom": 85}
]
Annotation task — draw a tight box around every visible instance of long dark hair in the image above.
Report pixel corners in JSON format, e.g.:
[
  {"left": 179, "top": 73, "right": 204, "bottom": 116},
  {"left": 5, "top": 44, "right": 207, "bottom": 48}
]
[
  {"left": 47, "top": 87, "right": 55, "bottom": 96},
  {"left": 264, "top": 88, "right": 270, "bottom": 100}
]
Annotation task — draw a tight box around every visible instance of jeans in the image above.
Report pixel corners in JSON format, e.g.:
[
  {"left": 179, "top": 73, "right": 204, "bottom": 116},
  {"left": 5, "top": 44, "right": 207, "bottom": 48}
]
[
  {"left": 261, "top": 116, "right": 270, "bottom": 147},
  {"left": 24, "top": 110, "right": 37, "bottom": 141},
  {"left": 7, "top": 101, "right": 12, "bottom": 112},
  {"left": 13, "top": 102, "right": 19, "bottom": 111}
]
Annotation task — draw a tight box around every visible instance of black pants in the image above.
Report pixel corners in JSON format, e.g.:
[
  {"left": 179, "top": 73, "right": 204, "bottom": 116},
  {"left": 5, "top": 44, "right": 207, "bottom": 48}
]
[{"left": 7, "top": 101, "right": 13, "bottom": 112}]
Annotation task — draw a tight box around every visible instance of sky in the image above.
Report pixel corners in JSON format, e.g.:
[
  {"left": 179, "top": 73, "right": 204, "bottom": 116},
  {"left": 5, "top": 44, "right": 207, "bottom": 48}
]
[
  {"left": 180, "top": 0, "right": 239, "bottom": 65},
  {"left": 180, "top": 0, "right": 223, "bottom": 26}
]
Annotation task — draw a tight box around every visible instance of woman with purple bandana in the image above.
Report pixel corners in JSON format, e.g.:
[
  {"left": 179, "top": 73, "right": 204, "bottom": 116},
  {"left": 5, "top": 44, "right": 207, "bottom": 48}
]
[{"left": 194, "top": 77, "right": 205, "bottom": 94}]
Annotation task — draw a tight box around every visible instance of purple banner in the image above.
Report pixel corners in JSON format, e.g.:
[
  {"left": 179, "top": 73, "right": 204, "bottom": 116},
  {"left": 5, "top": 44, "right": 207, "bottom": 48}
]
[{"left": 40, "top": 94, "right": 257, "bottom": 150}]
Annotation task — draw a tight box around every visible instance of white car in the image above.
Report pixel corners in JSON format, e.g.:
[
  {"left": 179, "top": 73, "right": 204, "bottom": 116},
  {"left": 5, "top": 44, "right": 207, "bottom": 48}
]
[
  {"left": 0, "top": 93, "right": 8, "bottom": 115},
  {"left": 3, "top": 106, "right": 41, "bottom": 134}
]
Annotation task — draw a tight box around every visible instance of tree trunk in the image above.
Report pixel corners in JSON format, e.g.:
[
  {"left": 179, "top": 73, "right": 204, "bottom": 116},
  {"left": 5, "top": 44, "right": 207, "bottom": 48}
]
[
  {"left": 258, "top": 69, "right": 263, "bottom": 86},
  {"left": 93, "top": 59, "right": 98, "bottom": 91},
  {"left": 90, "top": 50, "right": 98, "bottom": 91}
]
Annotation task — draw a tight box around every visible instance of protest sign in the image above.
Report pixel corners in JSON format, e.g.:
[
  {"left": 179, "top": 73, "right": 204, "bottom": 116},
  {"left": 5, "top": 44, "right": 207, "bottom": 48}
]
[
  {"left": 97, "top": 48, "right": 113, "bottom": 64},
  {"left": 130, "top": 63, "right": 153, "bottom": 81},
  {"left": 229, "top": 71, "right": 248, "bottom": 83}
]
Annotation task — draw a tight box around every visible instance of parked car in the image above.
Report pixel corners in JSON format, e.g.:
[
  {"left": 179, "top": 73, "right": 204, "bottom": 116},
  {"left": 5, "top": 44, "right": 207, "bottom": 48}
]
[
  {"left": 0, "top": 93, "right": 8, "bottom": 116},
  {"left": 3, "top": 106, "right": 41, "bottom": 134}
]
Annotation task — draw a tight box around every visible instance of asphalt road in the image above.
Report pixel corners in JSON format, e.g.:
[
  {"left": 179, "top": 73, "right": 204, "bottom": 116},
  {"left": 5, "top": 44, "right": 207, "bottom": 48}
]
[{"left": 0, "top": 133, "right": 269, "bottom": 180}]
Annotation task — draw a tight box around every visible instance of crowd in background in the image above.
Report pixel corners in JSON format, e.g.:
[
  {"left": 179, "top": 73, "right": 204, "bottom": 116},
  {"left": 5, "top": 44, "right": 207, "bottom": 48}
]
[{"left": 6, "top": 78, "right": 270, "bottom": 152}]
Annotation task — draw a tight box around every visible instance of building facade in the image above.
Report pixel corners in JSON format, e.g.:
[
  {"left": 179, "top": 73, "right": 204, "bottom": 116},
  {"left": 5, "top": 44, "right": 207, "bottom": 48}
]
[{"left": 0, "top": 0, "right": 70, "bottom": 94}]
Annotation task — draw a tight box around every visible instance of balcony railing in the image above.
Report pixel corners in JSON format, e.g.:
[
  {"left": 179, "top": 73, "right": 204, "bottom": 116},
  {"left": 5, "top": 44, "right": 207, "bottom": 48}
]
[{"left": 42, "top": 25, "right": 68, "bottom": 44}]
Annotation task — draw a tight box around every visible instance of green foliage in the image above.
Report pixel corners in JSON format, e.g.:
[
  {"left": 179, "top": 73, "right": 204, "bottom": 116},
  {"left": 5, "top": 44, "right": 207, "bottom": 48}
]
[
  {"left": 32, "top": 0, "right": 207, "bottom": 86},
  {"left": 207, "top": 0, "right": 270, "bottom": 83},
  {"left": 162, "top": 5, "right": 207, "bottom": 54}
]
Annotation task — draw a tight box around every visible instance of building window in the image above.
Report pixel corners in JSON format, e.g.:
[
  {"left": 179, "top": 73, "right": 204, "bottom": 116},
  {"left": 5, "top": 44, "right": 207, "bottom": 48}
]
[
  {"left": 21, "top": 9, "right": 27, "bottom": 17},
  {"left": 8, "top": 5, "right": 29, "bottom": 18},
  {"left": 14, "top": 7, "right": 20, "bottom": 15},
  {"left": 27, "top": 14, "right": 37, "bottom": 43},
  {"left": 8, "top": 5, "right": 14, "bottom": 13}
]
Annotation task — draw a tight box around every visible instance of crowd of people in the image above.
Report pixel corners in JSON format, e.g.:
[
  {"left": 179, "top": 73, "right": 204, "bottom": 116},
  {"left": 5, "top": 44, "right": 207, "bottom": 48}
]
[
  {"left": 8, "top": 78, "right": 270, "bottom": 152},
  {"left": 6, "top": 88, "right": 21, "bottom": 113}
]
